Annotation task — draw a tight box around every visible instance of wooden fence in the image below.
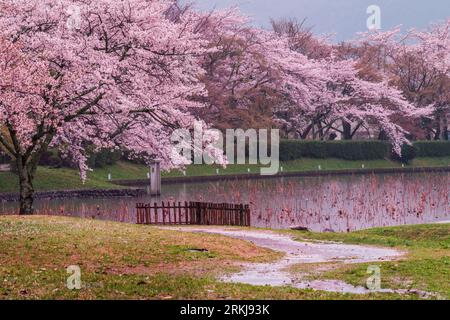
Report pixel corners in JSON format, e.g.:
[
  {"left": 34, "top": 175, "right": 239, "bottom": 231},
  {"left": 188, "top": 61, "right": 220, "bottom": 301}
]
[{"left": 136, "top": 201, "right": 251, "bottom": 227}]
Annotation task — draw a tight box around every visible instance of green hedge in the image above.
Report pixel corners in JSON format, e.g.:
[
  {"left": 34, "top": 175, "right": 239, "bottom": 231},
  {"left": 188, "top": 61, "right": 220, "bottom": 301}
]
[
  {"left": 87, "top": 149, "right": 121, "bottom": 168},
  {"left": 413, "top": 141, "right": 450, "bottom": 157},
  {"left": 36, "top": 148, "right": 122, "bottom": 168},
  {"left": 0, "top": 153, "right": 11, "bottom": 164},
  {"left": 279, "top": 140, "right": 391, "bottom": 161},
  {"left": 279, "top": 140, "right": 450, "bottom": 162}
]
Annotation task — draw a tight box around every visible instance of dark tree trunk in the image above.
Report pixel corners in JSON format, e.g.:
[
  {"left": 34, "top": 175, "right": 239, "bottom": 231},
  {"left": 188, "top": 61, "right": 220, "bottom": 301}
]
[
  {"left": 443, "top": 128, "right": 449, "bottom": 141},
  {"left": 299, "top": 124, "right": 314, "bottom": 139},
  {"left": 434, "top": 121, "right": 441, "bottom": 140},
  {"left": 3, "top": 123, "right": 55, "bottom": 215},
  {"left": 19, "top": 171, "right": 34, "bottom": 215},
  {"left": 341, "top": 120, "right": 352, "bottom": 140},
  {"left": 16, "top": 158, "right": 36, "bottom": 215},
  {"left": 439, "top": 115, "right": 448, "bottom": 141},
  {"left": 316, "top": 122, "right": 324, "bottom": 140},
  {"left": 378, "top": 129, "right": 389, "bottom": 141}
]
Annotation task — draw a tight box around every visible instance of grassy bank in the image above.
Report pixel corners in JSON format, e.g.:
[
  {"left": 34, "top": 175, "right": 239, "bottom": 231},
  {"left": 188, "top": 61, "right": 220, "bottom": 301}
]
[
  {"left": 0, "top": 216, "right": 448, "bottom": 299},
  {"left": 286, "top": 224, "right": 450, "bottom": 299},
  {"left": 161, "top": 156, "right": 450, "bottom": 178},
  {"left": 0, "top": 157, "right": 449, "bottom": 193},
  {"left": 0, "top": 167, "right": 119, "bottom": 193}
]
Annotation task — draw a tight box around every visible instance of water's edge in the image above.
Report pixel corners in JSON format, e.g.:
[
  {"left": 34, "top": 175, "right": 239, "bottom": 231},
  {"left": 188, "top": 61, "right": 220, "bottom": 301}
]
[
  {"left": 1, "top": 167, "right": 448, "bottom": 203},
  {"left": 113, "top": 166, "right": 450, "bottom": 186},
  {"left": 0, "top": 188, "right": 146, "bottom": 203}
]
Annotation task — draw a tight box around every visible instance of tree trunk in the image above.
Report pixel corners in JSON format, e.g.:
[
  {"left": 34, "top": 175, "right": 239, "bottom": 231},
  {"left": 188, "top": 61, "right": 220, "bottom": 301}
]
[
  {"left": 378, "top": 129, "right": 389, "bottom": 141},
  {"left": 300, "top": 124, "right": 313, "bottom": 139},
  {"left": 434, "top": 118, "right": 441, "bottom": 141},
  {"left": 19, "top": 174, "right": 34, "bottom": 215},
  {"left": 439, "top": 114, "right": 449, "bottom": 141},
  {"left": 4, "top": 125, "right": 54, "bottom": 215},
  {"left": 316, "top": 122, "right": 324, "bottom": 140},
  {"left": 17, "top": 163, "right": 35, "bottom": 215},
  {"left": 341, "top": 120, "right": 352, "bottom": 140},
  {"left": 15, "top": 155, "right": 38, "bottom": 215}
]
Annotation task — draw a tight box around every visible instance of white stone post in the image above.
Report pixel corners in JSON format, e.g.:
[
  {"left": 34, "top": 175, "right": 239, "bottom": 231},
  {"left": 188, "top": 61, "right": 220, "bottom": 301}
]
[{"left": 149, "top": 160, "right": 161, "bottom": 195}]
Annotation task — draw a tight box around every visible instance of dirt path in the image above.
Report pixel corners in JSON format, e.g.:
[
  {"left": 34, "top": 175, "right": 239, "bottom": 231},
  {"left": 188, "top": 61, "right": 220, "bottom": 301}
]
[{"left": 161, "top": 227, "right": 438, "bottom": 296}]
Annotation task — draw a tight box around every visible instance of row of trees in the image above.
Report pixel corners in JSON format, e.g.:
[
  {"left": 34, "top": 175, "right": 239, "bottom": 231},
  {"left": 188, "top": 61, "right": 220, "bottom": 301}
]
[
  {"left": 196, "top": 14, "right": 449, "bottom": 146},
  {"left": 200, "top": 16, "right": 448, "bottom": 146},
  {"left": 0, "top": 0, "right": 448, "bottom": 213}
]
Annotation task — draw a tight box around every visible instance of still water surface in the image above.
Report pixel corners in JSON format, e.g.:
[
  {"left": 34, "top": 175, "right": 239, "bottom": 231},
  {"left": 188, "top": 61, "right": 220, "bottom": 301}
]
[{"left": 1, "top": 173, "right": 449, "bottom": 232}]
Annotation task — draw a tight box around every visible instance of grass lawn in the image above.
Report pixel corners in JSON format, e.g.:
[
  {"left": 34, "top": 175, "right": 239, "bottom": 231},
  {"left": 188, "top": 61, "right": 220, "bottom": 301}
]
[
  {"left": 285, "top": 224, "right": 450, "bottom": 299},
  {"left": 0, "top": 167, "right": 120, "bottom": 193},
  {"left": 162, "top": 156, "right": 450, "bottom": 177},
  {"left": 0, "top": 216, "right": 448, "bottom": 299},
  {"left": 0, "top": 156, "right": 449, "bottom": 193}
]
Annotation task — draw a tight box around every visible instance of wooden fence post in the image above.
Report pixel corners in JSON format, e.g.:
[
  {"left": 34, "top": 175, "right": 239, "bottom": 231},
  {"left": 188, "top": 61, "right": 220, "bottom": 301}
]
[
  {"left": 245, "top": 204, "right": 250, "bottom": 226},
  {"left": 162, "top": 201, "right": 166, "bottom": 225},
  {"left": 137, "top": 204, "right": 141, "bottom": 224},
  {"left": 154, "top": 202, "right": 158, "bottom": 224}
]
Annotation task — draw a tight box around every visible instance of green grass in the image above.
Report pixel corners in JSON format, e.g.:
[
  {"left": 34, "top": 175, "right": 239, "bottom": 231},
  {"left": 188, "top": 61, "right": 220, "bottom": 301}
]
[
  {"left": 2, "top": 216, "right": 446, "bottom": 300},
  {"left": 286, "top": 223, "right": 450, "bottom": 248},
  {"left": 88, "top": 161, "right": 150, "bottom": 181},
  {"left": 0, "top": 167, "right": 118, "bottom": 193},
  {"left": 162, "top": 156, "right": 450, "bottom": 178},
  {"left": 286, "top": 224, "right": 450, "bottom": 299},
  {"left": 0, "top": 156, "right": 448, "bottom": 193},
  {"left": 0, "top": 216, "right": 280, "bottom": 299}
]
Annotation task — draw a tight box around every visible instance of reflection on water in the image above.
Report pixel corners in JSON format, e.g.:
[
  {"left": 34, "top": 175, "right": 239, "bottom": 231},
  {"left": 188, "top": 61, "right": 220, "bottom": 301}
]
[{"left": 1, "top": 173, "right": 449, "bottom": 232}]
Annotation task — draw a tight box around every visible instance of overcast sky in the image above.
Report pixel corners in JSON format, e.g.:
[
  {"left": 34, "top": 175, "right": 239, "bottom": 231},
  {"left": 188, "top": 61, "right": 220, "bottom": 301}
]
[{"left": 190, "top": 0, "right": 450, "bottom": 42}]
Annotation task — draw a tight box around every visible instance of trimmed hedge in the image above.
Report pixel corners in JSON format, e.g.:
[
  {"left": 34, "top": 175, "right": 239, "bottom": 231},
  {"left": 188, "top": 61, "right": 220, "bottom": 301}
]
[
  {"left": 413, "top": 141, "right": 450, "bottom": 157},
  {"left": 279, "top": 140, "right": 391, "bottom": 161},
  {"left": 87, "top": 149, "right": 121, "bottom": 168},
  {"left": 36, "top": 148, "right": 122, "bottom": 168},
  {"left": 0, "top": 153, "right": 11, "bottom": 164},
  {"left": 279, "top": 140, "right": 450, "bottom": 162}
]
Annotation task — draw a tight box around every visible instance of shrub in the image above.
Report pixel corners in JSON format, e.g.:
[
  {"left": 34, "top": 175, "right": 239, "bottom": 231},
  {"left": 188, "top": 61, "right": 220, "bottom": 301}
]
[
  {"left": 39, "top": 150, "right": 63, "bottom": 167},
  {"left": 87, "top": 149, "right": 121, "bottom": 168},
  {"left": 0, "top": 152, "right": 11, "bottom": 164},
  {"left": 279, "top": 139, "right": 450, "bottom": 163},
  {"left": 327, "top": 141, "right": 391, "bottom": 160},
  {"left": 279, "top": 140, "right": 390, "bottom": 161},
  {"left": 279, "top": 140, "right": 326, "bottom": 160},
  {"left": 37, "top": 148, "right": 122, "bottom": 169},
  {"left": 413, "top": 141, "right": 450, "bottom": 157}
]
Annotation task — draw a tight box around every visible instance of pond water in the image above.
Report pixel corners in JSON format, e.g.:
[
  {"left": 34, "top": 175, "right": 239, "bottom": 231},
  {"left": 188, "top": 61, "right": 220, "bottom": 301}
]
[{"left": 1, "top": 172, "right": 449, "bottom": 232}]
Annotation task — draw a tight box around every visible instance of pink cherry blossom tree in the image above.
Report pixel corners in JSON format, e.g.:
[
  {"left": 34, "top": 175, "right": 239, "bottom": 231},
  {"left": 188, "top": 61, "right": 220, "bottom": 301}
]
[
  {"left": 0, "top": 0, "right": 213, "bottom": 214},
  {"left": 195, "top": 12, "right": 417, "bottom": 153},
  {"left": 193, "top": 7, "right": 280, "bottom": 130},
  {"left": 357, "top": 20, "right": 449, "bottom": 140},
  {"left": 270, "top": 20, "right": 419, "bottom": 153},
  {"left": 0, "top": 38, "right": 55, "bottom": 214}
]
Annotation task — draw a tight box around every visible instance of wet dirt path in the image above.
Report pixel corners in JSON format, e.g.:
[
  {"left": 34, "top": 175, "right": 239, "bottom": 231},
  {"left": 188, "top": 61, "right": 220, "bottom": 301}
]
[{"left": 162, "top": 226, "right": 416, "bottom": 295}]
